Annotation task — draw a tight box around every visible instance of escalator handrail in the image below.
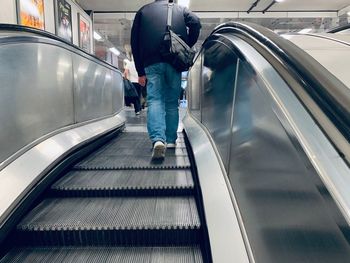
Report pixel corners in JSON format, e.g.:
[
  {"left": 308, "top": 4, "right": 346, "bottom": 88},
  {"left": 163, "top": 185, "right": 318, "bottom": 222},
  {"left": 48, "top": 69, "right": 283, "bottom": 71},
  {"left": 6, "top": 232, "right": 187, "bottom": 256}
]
[
  {"left": 211, "top": 22, "right": 350, "bottom": 143},
  {"left": 0, "top": 23, "right": 120, "bottom": 72},
  {"left": 327, "top": 23, "right": 350, "bottom": 33}
]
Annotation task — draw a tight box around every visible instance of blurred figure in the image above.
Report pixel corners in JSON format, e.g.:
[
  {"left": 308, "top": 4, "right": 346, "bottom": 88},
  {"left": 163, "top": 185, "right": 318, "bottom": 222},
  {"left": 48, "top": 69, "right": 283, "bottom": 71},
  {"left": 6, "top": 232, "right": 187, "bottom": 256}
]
[
  {"left": 123, "top": 76, "right": 141, "bottom": 116},
  {"left": 131, "top": 0, "right": 201, "bottom": 159},
  {"left": 124, "top": 58, "right": 144, "bottom": 109}
]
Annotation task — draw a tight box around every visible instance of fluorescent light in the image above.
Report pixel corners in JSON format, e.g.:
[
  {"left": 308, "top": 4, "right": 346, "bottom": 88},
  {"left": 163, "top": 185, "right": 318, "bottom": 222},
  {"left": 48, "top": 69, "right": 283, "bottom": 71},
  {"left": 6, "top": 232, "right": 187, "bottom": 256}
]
[
  {"left": 109, "top": 47, "right": 120, "bottom": 56},
  {"left": 178, "top": 0, "right": 190, "bottom": 8},
  {"left": 275, "top": 0, "right": 284, "bottom": 2},
  {"left": 299, "top": 28, "right": 313, "bottom": 34},
  {"left": 94, "top": 31, "right": 102, "bottom": 40}
]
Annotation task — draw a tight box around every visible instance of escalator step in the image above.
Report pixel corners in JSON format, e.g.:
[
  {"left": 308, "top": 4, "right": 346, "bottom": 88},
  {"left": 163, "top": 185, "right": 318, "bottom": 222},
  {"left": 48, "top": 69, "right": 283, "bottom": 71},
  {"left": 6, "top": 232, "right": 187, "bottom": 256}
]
[
  {"left": 51, "top": 170, "right": 194, "bottom": 197},
  {"left": 16, "top": 197, "right": 200, "bottom": 246},
  {"left": 0, "top": 246, "right": 203, "bottom": 263},
  {"left": 74, "top": 132, "right": 190, "bottom": 170},
  {"left": 74, "top": 156, "right": 191, "bottom": 170}
]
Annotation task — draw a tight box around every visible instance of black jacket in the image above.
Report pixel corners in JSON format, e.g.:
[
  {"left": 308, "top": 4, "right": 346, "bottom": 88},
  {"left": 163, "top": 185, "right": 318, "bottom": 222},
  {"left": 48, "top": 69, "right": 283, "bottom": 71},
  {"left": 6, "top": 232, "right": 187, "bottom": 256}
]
[{"left": 131, "top": 0, "right": 201, "bottom": 76}]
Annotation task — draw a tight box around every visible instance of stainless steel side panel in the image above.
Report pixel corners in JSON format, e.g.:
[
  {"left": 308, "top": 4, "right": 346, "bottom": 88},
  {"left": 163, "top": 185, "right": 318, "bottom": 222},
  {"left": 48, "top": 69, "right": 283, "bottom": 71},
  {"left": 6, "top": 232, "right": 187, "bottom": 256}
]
[
  {"left": 200, "top": 40, "right": 239, "bottom": 171},
  {"left": 184, "top": 115, "right": 250, "bottom": 263},
  {"left": 186, "top": 31, "right": 350, "bottom": 262},
  {"left": 111, "top": 71, "right": 124, "bottom": 113},
  {"left": 73, "top": 54, "right": 114, "bottom": 123},
  {"left": 0, "top": 43, "right": 74, "bottom": 164},
  {"left": 0, "top": 113, "right": 125, "bottom": 226},
  {"left": 0, "top": 36, "right": 123, "bottom": 168},
  {"left": 187, "top": 54, "right": 202, "bottom": 121}
]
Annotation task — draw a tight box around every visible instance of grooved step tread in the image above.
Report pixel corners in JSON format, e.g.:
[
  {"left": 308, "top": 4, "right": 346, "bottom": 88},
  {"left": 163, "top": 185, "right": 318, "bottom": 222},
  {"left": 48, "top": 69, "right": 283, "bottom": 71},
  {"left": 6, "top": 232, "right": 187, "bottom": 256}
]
[
  {"left": 74, "top": 156, "right": 191, "bottom": 170},
  {"left": 0, "top": 246, "right": 203, "bottom": 263},
  {"left": 74, "top": 132, "right": 189, "bottom": 170},
  {"left": 18, "top": 197, "right": 200, "bottom": 231},
  {"left": 51, "top": 170, "right": 194, "bottom": 197}
]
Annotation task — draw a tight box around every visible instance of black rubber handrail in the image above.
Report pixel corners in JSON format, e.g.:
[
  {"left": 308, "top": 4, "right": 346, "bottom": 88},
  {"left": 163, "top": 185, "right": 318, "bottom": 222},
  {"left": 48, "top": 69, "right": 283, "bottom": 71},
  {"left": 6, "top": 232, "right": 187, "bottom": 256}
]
[
  {"left": 212, "top": 22, "right": 350, "bottom": 142},
  {"left": 0, "top": 23, "right": 120, "bottom": 72},
  {"left": 327, "top": 24, "right": 350, "bottom": 33}
]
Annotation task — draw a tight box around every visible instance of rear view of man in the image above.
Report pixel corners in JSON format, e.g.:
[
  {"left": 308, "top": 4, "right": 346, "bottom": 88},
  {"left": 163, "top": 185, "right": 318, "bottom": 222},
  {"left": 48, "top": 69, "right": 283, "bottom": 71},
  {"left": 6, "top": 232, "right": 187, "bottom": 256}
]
[{"left": 131, "top": 0, "right": 201, "bottom": 159}]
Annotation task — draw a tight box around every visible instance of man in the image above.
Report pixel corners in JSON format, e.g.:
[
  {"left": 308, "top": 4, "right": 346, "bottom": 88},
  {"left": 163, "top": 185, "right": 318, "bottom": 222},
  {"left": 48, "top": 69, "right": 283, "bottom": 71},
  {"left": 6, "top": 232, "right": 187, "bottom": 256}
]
[{"left": 131, "top": 0, "right": 201, "bottom": 159}]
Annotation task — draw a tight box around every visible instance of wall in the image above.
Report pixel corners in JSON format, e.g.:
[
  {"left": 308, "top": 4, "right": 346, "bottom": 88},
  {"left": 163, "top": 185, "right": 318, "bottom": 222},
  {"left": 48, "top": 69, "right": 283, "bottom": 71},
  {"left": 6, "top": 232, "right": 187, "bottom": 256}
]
[
  {"left": 0, "top": 0, "right": 93, "bottom": 53},
  {"left": 0, "top": 0, "right": 17, "bottom": 24}
]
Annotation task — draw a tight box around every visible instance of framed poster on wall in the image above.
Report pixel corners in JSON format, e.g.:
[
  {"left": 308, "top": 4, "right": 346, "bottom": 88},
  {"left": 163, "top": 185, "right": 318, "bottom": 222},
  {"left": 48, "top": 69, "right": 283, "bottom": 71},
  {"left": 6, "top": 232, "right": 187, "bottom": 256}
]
[
  {"left": 16, "top": 0, "right": 45, "bottom": 30},
  {"left": 78, "top": 13, "right": 91, "bottom": 52},
  {"left": 54, "top": 0, "right": 73, "bottom": 43}
]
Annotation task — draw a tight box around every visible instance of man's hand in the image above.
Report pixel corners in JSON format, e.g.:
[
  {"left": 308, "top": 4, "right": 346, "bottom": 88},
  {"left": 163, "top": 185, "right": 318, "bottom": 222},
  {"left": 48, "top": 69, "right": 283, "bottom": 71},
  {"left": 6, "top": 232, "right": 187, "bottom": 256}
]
[{"left": 138, "top": 76, "right": 147, "bottom": 87}]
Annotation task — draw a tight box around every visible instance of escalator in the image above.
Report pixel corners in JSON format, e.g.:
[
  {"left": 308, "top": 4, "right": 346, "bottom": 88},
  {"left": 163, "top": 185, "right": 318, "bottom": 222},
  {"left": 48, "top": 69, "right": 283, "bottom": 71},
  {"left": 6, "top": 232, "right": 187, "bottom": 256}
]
[
  {"left": 1, "top": 22, "right": 350, "bottom": 263},
  {"left": 0, "top": 111, "right": 208, "bottom": 262}
]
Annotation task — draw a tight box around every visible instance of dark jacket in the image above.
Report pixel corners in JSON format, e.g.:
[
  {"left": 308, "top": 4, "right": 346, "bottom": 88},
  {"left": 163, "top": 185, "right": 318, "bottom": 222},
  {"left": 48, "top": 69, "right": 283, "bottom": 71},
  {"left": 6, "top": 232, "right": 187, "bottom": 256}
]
[{"left": 131, "top": 0, "right": 201, "bottom": 76}]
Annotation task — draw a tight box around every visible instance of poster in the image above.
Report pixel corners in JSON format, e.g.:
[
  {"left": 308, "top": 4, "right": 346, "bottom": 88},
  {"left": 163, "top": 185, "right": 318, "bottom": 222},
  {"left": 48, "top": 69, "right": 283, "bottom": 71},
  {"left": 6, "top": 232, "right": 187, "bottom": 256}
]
[
  {"left": 78, "top": 14, "right": 91, "bottom": 52},
  {"left": 17, "top": 0, "right": 45, "bottom": 30},
  {"left": 54, "top": 0, "right": 72, "bottom": 42}
]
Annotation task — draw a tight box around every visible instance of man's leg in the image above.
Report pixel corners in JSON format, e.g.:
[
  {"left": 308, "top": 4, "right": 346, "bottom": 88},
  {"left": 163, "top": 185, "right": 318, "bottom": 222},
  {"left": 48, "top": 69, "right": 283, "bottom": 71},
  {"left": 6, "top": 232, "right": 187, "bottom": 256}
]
[
  {"left": 145, "top": 63, "right": 166, "bottom": 145},
  {"left": 164, "top": 64, "right": 182, "bottom": 144}
]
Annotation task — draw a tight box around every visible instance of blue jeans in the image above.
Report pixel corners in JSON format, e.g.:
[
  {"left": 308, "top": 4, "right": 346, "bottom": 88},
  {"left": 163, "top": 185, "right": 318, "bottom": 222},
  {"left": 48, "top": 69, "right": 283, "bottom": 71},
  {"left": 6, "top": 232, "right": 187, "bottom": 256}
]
[{"left": 145, "top": 63, "right": 182, "bottom": 144}]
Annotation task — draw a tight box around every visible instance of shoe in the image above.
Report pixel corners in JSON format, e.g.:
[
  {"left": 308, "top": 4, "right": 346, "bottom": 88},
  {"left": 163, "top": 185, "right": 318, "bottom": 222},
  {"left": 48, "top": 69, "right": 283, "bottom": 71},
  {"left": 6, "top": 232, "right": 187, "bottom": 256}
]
[
  {"left": 166, "top": 143, "right": 176, "bottom": 148},
  {"left": 135, "top": 111, "right": 140, "bottom": 116},
  {"left": 152, "top": 141, "right": 165, "bottom": 159}
]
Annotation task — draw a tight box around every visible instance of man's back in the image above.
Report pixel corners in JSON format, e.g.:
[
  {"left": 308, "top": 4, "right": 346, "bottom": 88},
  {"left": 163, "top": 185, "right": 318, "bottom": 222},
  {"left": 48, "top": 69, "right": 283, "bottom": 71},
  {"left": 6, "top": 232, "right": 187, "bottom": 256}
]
[{"left": 131, "top": 0, "right": 201, "bottom": 76}]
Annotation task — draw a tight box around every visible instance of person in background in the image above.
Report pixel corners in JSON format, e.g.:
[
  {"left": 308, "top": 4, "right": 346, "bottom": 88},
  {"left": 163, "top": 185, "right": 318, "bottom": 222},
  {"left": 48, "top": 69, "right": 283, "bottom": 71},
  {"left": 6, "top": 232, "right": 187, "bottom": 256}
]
[
  {"left": 123, "top": 58, "right": 143, "bottom": 110},
  {"left": 131, "top": 0, "right": 201, "bottom": 159},
  {"left": 123, "top": 76, "right": 141, "bottom": 116}
]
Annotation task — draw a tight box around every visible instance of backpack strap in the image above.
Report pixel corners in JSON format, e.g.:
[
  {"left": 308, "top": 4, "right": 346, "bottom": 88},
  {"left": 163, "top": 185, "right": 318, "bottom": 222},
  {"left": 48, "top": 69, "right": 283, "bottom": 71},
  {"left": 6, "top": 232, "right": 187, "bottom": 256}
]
[{"left": 167, "top": 2, "right": 174, "bottom": 30}]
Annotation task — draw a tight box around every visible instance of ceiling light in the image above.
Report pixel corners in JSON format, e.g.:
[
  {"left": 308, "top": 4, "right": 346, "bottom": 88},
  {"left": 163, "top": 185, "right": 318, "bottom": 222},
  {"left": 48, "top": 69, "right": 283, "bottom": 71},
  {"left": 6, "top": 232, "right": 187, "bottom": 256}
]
[
  {"left": 94, "top": 31, "right": 102, "bottom": 40},
  {"left": 347, "top": 11, "right": 350, "bottom": 16},
  {"left": 109, "top": 47, "right": 120, "bottom": 56},
  {"left": 178, "top": 0, "right": 190, "bottom": 8},
  {"left": 275, "top": 0, "right": 284, "bottom": 2}
]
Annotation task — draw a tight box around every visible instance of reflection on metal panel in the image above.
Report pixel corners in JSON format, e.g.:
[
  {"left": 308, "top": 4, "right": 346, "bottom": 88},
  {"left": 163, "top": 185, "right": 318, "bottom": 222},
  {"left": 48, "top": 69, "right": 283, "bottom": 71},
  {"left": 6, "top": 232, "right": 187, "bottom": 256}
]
[
  {"left": 0, "top": 43, "right": 74, "bottom": 164},
  {"left": 73, "top": 55, "right": 114, "bottom": 122},
  {"left": 186, "top": 30, "right": 350, "bottom": 262},
  {"left": 0, "top": 36, "right": 123, "bottom": 167},
  {"left": 112, "top": 71, "right": 124, "bottom": 113},
  {"left": 201, "top": 39, "right": 238, "bottom": 171},
  {"left": 188, "top": 54, "right": 202, "bottom": 121},
  {"left": 228, "top": 59, "right": 350, "bottom": 263}
]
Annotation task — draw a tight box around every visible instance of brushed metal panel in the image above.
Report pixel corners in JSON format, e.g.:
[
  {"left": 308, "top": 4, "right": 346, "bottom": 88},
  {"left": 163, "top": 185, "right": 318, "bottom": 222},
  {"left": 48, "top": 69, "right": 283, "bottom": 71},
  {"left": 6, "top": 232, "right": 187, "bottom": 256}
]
[
  {"left": 73, "top": 55, "right": 114, "bottom": 123},
  {"left": 188, "top": 54, "right": 202, "bottom": 121},
  {"left": 225, "top": 35, "right": 350, "bottom": 262},
  {"left": 201, "top": 40, "right": 238, "bottom": 171},
  {"left": 111, "top": 70, "right": 124, "bottom": 113},
  {"left": 183, "top": 115, "right": 250, "bottom": 263},
  {"left": 0, "top": 43, "right": 74, "bottom": 165},
  {"left": 0, "top": 114, "right": 125, "bottom": 232},
  {"left": 228, "top": 57, "right": 350, "bottom": 263}
]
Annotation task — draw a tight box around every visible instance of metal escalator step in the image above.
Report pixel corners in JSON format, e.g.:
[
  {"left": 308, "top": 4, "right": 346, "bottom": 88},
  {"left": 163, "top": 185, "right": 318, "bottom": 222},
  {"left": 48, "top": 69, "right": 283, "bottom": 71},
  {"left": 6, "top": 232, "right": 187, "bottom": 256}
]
[
  {"left": 74, "top": 132, "right": 190, "bottom": 170},
  {"left": 51, "top": 170, "right": 194, "bottom": 197},
  {"left": 98, "top": 132, "right": 185, "bottom": 149},
  {"left": 16, "top": 197, "right": 200, "bottom": 246},
  {"left": 74, "top": 156, "right": 191, "bottom": 170},
  {"left": 0, "top": 246, "right": 203, "bottom": 263}
]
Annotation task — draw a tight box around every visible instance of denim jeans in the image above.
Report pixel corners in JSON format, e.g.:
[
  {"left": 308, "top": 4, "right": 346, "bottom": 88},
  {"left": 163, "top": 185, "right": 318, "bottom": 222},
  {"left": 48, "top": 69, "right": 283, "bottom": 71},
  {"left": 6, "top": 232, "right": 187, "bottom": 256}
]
[{"left": 145, "top": 63, "right": 182, "bottom": 144}]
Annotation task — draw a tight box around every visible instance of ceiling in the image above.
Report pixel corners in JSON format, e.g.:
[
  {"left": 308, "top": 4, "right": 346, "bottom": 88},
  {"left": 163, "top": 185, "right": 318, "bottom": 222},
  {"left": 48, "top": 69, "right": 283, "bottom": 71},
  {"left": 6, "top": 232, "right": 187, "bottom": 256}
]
[
  {"left": 76, "top": 0, "right": 350, "bottom": 12},
  {"left": 85, "top": 0, "right": 350, "bottom": 64}
]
